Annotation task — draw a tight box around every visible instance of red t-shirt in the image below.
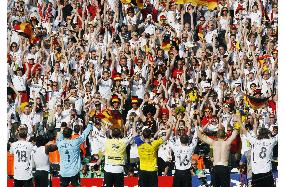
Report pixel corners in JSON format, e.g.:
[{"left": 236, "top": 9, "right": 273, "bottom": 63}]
[
  {"left": 226, "top": 133, "right": 241, "bottom": 154},
  {"left": 172, "top": 68, "right": 183, "bottom": 79},
  {"left": 23, "top": 62, "right": 41, "bottom": 79},
  {"left": 87, "top": 5, "right": 97, "bottom": 20}
]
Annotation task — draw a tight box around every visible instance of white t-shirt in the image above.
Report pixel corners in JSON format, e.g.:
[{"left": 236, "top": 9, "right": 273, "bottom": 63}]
[
  {"left": 250, "top": 11, "right": 262, "bottom": 26},
  {"left": 12, "top": 75, "right": 27, "bottom": 92},
  {"left": 240, "top": 133, "right": 252, "bottom": 154},
  {"left": 89, "top": 126, "right": 106, "bottom": 155},
  {"left": 169, "top": 128, "right": 198, "bottom": 170},
  {"left": 158, "top": 141, "right": 172, "bottom": 162},
  {"left": 131, "top": 79, "right": 145, "bottom": 99},
  {"left": 10, "top": 140, "right": 34, "bottom": 180},
  {"left": 247, "top": 133, "right": 278, "bottom": 174},
  {"left": 98, "top": 79, "right": 112, "bottom": 99},
  {"left": 205, "top": 29, "right": 218, "bottom": 44},
  {"left": 260, "top": 77, "right": 274, "bottom": 97},
  {"left": 20, "top": 113, "right": 33, "bottom": 135},
  {"left": 32, "top": 146, "right": 50, "bottom": 171}
]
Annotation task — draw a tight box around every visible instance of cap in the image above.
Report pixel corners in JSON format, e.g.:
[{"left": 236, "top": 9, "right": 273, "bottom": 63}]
[
  {"left": 131, "top": 96, "right": 139, "bottom": 103},
  {"left": 160, "top": 15, "right": 167, "bottom": 21},
  {"left": 234, "top": 82, "right": 242, "bottom": 86},
  {"left": 161, "top": 108, "right": 169, "bottom": 115},
  {"left": 113, "top": 74, "right": 122, "bottom": 81},
  {"left": 111, "top": 95, "right": 120, "bottom": 103},
  {"left": 203, "top": 82, "right": 211, "bottom": 89}
]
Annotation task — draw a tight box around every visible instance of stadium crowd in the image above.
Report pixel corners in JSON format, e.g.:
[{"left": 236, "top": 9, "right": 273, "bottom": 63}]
[{"left": 7, "top": 0, "right": 278, "bottom": 186}]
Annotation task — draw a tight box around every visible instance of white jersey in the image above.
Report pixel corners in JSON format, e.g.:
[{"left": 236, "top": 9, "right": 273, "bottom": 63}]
[
  {"left": 169, "top": 127, "right": 198, "bottom": 170},
  {"left": 10, "top": 140, "right": 33, "bottom": 180},
  {"left": 32, "top": 146, "right": 50, "bottom": 171},
  {"left": 247, "top": 133, "right": 278, "bottom": 174},
  {"left": 158, "top": 141, "right": 172, "bottom": 162},
  {"left": 89, "top": 126, "right": 106, "bottom": 155},
  {"left": 240, "top": 133, "right": 251, "bottom": 154}
]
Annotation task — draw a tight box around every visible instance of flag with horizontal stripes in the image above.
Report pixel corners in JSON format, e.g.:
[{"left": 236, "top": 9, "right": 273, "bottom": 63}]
[
  {"left": 243, "top": 95, "right": 269, "bottom": 110},
  {"left": 121, "top": 0, "right": 131, "bottom": 4},
  {"left": 176, "top": 0, "right": 217, "bottom": 10}
]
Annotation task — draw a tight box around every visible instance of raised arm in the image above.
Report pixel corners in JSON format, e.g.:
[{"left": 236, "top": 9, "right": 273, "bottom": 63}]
[
  {"left": 226, "top": 129, "right": 239, "bottom": 144},
  {"left": 189, "top": 125, "right": 198, "bottom": 150},
  {"left": 163, "top": 122, "right": 174, "bottom": 141},
  {"left": 197, "top": 127, "right": 214, "bottom": 145},
  {"left": 75, "top": 122, "right": 93, "bottom": 145}
]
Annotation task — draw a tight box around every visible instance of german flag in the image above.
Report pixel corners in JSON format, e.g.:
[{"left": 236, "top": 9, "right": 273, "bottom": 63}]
[
  {"left": 13, "top": 22, "right": 39, "bottom": 44},
  {"left": 121, "top": 0, "right": 131, "bottom": 4},
  {"left": 258, "top": 54, "right": 272, "bottom": 66},
  {"left": 99, "top": 109, "right": 123, "bottom": 129},
  {"left": 18, "top": 91, "right": 29, "bottom": 112},
  {"left": 161, "top": 34, "right": 171, "bottom": 51},
  {"left": 243, "top": 95, "right": 269, "bottom": 110},
  {"left": 136, "top": 0, "right": 144, "bottom": 9},
  {"left": 207, "top": 0, "right": 218, "bottom": 10},
  {"left": 13, "top": 22, "right": 33, "bottom": 38},
  {"left": 176, "top": 0, "right": 217, "bottom": 10}
]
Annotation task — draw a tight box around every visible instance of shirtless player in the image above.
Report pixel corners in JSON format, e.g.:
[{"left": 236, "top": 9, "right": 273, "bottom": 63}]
[{"left": 197, "top": 126, "right": 239, "bottom": 187}]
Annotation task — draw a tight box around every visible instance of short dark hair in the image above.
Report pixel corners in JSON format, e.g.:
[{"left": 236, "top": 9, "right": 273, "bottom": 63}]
[
  {"left": 217, "top": 129, "right": 226, "bottom": 139},
  {"left": 142, "top": 128, "right": 152, "bottom": 139},
  {"left": 18, "top": 129, "right": 28, "bottom": 139},
  {"left": 112, "top": 128, "right": 121, "bottom": 138},
  {"left": 180, "top": 134, "right": 189, "bottom": 144},
  {"left": 36, "top": 135, "right": 47, "bottom": 147},
  {"left": 74, "top": 125, "right": 81, "bottom": 134},
  {"left": 61, "top": 122, "right": 67, "bottom": 128},
  {"left": 258, "top": 128, "right": 270, "bottom": 140},
  {"left": 63, "top": 127, "right": 73, "bottom": 139}
]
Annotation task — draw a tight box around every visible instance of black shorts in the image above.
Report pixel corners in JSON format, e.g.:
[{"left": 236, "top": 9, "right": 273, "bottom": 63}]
[
  {"left": 60, "top": 173, "right": 80, "bottom": 187},
  {"left": 14, "top": 178, "right": 33, "bottom": 187},
  {"left": 157, "top": 157, "right": 170, "bottom": 176},
  {"left": 172, "top": 169, "right": 192, "bottom": 187},
  {"left": 138, "top": 170, "right": 158, "bottom": 187},
  {"left": 104, "top": 172, "right": 124, "bottom": 187},
  {"left": 211, "top": 165, "right": 230, "bottom": 187},
  {"left": 252, "top": 171, "right": 274, "bottom": 187},
  {"left": 34, "top": 170, "right": 49, "bottom": 187}
]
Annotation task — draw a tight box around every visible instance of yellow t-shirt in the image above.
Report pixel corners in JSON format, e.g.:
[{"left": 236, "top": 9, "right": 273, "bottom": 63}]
[
  {"left": 105, "top": 138, "right": 128, "bottom": 165},
  {"left": 134, "top": 136, "right": 164, "bottom": 171}
]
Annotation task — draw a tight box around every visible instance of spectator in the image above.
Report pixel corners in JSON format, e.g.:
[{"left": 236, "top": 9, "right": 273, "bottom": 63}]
[{"left": 7, "top": 0, "right": 278, "bottom": 186}]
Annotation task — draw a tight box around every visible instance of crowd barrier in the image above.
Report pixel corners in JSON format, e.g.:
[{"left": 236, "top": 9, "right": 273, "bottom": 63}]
[
  {"left": 8, "top": 172, "right": 278, "bottom": 187},
  {"left": 7, "top": 173, "right": 255, "bottom": 187}
]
